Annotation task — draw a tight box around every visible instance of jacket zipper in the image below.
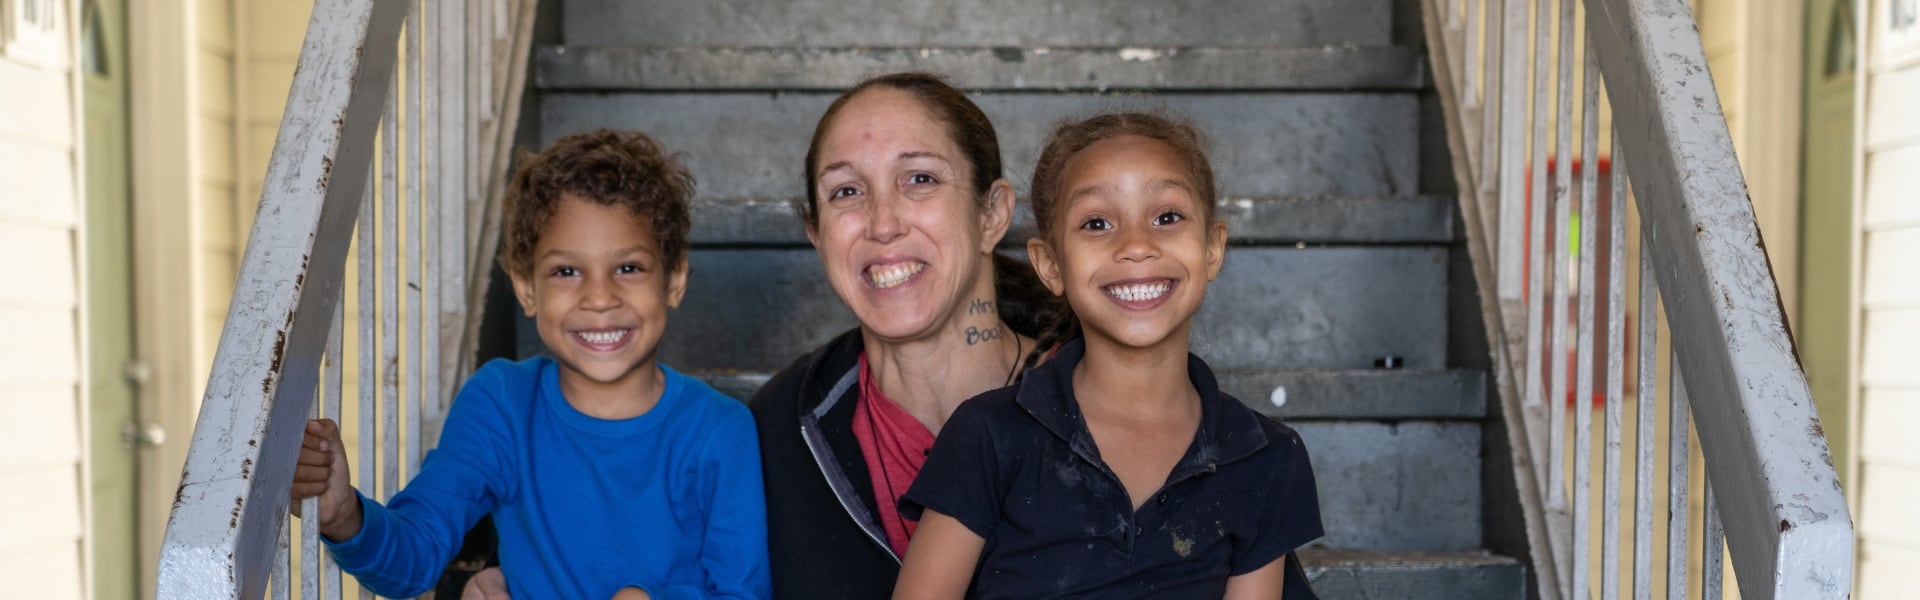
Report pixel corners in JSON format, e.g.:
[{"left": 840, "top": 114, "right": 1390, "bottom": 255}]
[{"left": 800, "top": 419, "right": 902, "bottom": 564}]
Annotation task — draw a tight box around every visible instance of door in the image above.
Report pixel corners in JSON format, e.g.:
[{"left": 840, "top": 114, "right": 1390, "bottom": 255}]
[
  {"left": 1796, "top": 0, "right": 1856, "bottom": 486},
  {"left": 82, "top": 0, "right": 142, "bottom": 597}
]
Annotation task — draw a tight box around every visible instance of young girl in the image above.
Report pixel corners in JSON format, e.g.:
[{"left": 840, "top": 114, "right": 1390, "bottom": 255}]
[{"left": 894, "top": 113, "right": 1324, "bottom": 599}]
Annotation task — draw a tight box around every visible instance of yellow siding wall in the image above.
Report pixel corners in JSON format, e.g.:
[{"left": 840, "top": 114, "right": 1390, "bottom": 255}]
[
  {"left": 0, "top": 7, "right": 88, "bottom": 599},
  {"left": 1858, "top": 0, "right": 1920, "bottom": 596}
]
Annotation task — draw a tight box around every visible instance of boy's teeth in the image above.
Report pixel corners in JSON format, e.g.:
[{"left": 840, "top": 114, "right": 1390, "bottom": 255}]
[
  {"left": 578, "top": 329, "right": 629, "bottom": 345},
  {"left": 1105, "top": 281, "right": 1171, "bottom": 303},
  {"left": 867, "top": 262, "right": 925, "bottom": 289}
]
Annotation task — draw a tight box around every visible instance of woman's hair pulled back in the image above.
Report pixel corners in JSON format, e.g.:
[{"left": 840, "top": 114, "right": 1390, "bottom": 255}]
[{"left": 799, "top": 72, "right": 1003, "bottom": 228}]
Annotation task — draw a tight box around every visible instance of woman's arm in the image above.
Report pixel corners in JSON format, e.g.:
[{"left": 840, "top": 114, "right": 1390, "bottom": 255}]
[
  {"left": 892, "top": 510, "right": 985, "bottom": 600},
  {"left": 1222, "top": 556, "right": 1286, "bottom": 600}
]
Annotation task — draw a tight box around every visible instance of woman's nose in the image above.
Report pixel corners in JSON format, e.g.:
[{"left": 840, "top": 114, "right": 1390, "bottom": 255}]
[{"left": 865, "top": 193, "right": 906, "bottom": 243}]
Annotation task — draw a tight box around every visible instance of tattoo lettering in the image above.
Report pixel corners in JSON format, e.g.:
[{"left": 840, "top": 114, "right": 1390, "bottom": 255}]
[
  {"left": 968, "top": 297, "right": 996, "bottom": 316},
  {"left": 965, "top": 326, "right": 1005, "bottom": 346}
]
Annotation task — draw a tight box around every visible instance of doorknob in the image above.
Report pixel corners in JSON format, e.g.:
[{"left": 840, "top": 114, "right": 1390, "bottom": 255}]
[{"left": 121, "top": 422, "right": 165, "bottom": 449}]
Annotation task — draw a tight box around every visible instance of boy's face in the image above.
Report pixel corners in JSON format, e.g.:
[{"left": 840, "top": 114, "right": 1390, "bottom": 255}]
[
  {"left": 509, "top": 195, "right": 688, "bottom": 394},
  {"left": 1028, "top": 134, "right": 1226, "bottom": 353}
]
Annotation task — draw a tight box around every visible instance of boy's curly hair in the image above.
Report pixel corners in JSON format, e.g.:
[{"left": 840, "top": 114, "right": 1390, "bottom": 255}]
[{"left": 500, "top": 129, "right": 695, "bottom": 276}]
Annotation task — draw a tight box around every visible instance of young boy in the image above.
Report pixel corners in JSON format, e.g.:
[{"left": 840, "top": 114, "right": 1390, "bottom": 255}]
[{"left": 291, "top": 129, "right": 770, "bottom": 599}]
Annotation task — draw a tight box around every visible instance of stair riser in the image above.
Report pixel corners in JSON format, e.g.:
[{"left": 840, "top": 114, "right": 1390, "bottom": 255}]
[
  {"left": 651, "top": 246, "right": 1446, "bottom": 372},
  {"left": 541, "top": 92, "right": 1419, "bottom": 200},
  {"left": 563, "top": 0, "right": 1394, "bottom": 48},
  {"left": 1295, "top": 422, "right": 1482, "bottom": 550}
]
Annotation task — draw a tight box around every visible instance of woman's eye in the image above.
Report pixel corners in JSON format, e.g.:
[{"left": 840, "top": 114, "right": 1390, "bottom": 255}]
[
  {"left": 1153, "top": 211, "right": 1185, "bottom": 226},
  {"left": 830, "top": 185, "right": 860, "bottom": 200},
  {"left": 907, "top": 173, "right": 938, "bottom": 185},
  {"left": 1079, "top": 217, "right": 1112, "bottom": 231}
]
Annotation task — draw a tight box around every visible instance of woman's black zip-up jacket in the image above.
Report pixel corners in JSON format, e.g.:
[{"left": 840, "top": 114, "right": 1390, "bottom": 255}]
[{"left": 749, "top": 328, "right": 901, "bottom": 599}]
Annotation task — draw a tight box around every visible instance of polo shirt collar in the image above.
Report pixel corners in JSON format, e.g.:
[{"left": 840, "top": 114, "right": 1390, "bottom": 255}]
[{"left": 1015, "top": 339, "right": 1270, "bottom": 478}]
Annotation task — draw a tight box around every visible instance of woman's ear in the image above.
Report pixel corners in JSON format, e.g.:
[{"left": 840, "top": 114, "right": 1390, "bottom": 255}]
[
  {"left": 978, "top": 179, "right": 1016, "bottom": 254},
  {"left": 1027, "top": 237, "right": 1066, "bottom": 296},
  {"left": 508, "top": 267, "right": 538, "bottom": 316},
  {"left": 1205, "top": 219, "right": 1229, "bottom": 281}
]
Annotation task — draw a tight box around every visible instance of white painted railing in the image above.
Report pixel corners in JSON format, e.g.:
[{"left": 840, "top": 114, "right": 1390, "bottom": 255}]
[
  {"left": 1421, "top": 0, "right": 1853, "bottom": 598},
  {"left": 156, "top": 0, "right": 536, "bottom": 597}
]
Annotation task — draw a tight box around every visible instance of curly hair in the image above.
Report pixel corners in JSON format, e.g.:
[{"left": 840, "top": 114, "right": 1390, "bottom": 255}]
[
  {"left": 1028, "top": 112, "right": 1217, "bottom": 243},
  {"left": 499, "top": 129, "right": 696, "bottom": 277}
]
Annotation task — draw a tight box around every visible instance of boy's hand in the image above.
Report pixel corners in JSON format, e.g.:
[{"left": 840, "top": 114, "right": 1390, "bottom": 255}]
[
  {"left": 610, "top": 587, "right": 651, "bottom": 600},
  {"left": 289, "top": 419, "right": 362, "bottom": 541},
  {"left": 461, "top": 567, "right": 511, "bottom": 600}
]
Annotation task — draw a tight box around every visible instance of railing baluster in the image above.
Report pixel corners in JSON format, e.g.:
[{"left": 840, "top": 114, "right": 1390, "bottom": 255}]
[
  {"left": 1548, "top": 8, "right": 1575, "bottom": 583},
  {"left": 1526, "top": 0, "right": 1552, "bottom": 490},
  {"left": 1602, "top": 117, "right": 1626, "bottom": 600},
  {"left": 405, "top": 0, "right": 425, "bottom": 481},
  {"left": 1573, "top": 14, "right": 1601, "bottom": 597},
  {"left": 324, "top": 304, "right": 344, "bottom": 600},
  {"left": 424, "top": 0, "right": 446, "bottom": 453},
  {"left": 1497, "top": 0, "right": 1528, "bottom": 301},
  {"left": 1667, "top": 353, "right": 1688, "bottom": 600},
  {"left": 1703, "top": 481, "right": 1725, "bottom": 600},
  {"left": 357, "top": 176, "right": 376, "bottom": 600},
  {"left": 1465, "top": 0, "right": 1481, "bottom": 106},
  {"left": 1629, "top": 152, "right": 1654, "bottom": 600},
  {"left": 381, "top": 75, "right": 402, "bottom": 504}
]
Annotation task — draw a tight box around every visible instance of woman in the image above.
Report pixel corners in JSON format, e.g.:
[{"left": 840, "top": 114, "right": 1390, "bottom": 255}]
[
  {"left": 753, "top": 72, "right": 1049, "bottom": 598},
  {"left": 464, "top": 73, "right": 1050, "bottom": 599}
]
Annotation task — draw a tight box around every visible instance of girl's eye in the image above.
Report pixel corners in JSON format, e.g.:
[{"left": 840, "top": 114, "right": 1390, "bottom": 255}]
[
  {"left": 551, "top": 266, "right": 578, "bottom": 278},
  {"left": 1153, "top": 211, "right": 1185, "bottom": 226},
  {"left": 617, "top": 263, "right": 645, "bottom": 275},
  {"left": 1079, "top": 216, "right": 1112, "bottom": 232}
]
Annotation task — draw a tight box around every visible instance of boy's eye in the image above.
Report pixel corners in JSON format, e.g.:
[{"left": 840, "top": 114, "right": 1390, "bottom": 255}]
[
  {"left": 1153, "top": 211, "right": 1185, "bottom": 226},
  {"left": 1078, "top": 216, "right": 1112, "bottom": 232}
]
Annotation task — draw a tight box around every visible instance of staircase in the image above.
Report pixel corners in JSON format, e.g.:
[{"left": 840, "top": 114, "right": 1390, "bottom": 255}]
[
  {"left": 524, "top": 0, "right": 1526, "bottom": 596},
  {"left": 159, "top": 0, "right": 1853, "bottom": 597}
]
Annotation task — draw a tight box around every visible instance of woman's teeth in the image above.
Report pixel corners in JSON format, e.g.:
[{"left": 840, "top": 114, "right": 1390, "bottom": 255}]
[
  {"left": 1105, "top": 281, "right": 1171, "bottom": 303},
  {"left": 867, "top": 262, "right": 925, "bottom": 289},
  {"left": 577, "top": 329, "right": 630, "bottom": 346}
]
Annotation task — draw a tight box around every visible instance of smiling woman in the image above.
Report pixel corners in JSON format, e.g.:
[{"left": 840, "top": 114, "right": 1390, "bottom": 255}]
[{"left": 749, "top": 72, "right": 1054, "bottom": 598}]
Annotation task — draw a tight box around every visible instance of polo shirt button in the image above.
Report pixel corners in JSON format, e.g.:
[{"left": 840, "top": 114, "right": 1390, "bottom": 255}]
[
  {"left": 1157, "top": 494, "right": 1167, "bottom": 505},
  {"left": 1132, "top": 525, "right": 1142, "bottom": 536}
]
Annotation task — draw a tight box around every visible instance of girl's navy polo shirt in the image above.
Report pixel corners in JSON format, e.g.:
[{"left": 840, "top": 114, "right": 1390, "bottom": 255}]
[{"left": 901, "top": 340, "right": 1324, "bottom": 599}]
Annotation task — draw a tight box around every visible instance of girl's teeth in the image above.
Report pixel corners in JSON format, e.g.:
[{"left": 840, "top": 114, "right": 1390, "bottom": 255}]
[
  {"left": 867, "top": 262, "right": 925, "bottom": 289},
  {"left": 1106, "top": 282, "right": 1170, "bottom": 302},
  {"left": 578, "top": 329, "right": 629, "bottom": 345}
]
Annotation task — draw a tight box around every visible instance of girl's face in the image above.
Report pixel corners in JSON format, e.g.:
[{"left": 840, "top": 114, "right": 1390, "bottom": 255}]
[
  {"left": 1029, "top": 134, "right": 1226, "bottom": 353},
  {"left": 808, "top": 88, "right": 1014, "bottom": 343}
]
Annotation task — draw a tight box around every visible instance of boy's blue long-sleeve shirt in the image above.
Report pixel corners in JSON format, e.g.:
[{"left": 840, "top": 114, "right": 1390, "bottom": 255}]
[{"left": 324, "top": 357, "right": 770, "bottom": 599}]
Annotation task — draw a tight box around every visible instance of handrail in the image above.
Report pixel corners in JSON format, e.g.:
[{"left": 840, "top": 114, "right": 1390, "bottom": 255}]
[
  {"left": 156, "top": 0, "right": 536, "bottom": 597},
  {"left": 1420, "top": 0, "right": 1853, "bottom": 598},
  {"left": 156, "top": 0, "right": 405, "bottom": 597}
]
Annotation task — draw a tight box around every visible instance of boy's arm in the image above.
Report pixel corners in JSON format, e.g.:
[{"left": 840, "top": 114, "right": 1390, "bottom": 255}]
[
  {"left": 322, "top": 375, "right": 517, "bottom": 598},
  {"left": 893, "top": 510, "right": 985, "bottom": 600},
  {"left": 632, "top": 406, "right": 770, "bottom": 600}
]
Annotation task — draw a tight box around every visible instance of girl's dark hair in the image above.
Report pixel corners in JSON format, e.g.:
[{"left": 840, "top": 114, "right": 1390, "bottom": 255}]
[
  {"left": 501, "top": 128, "right": 695, "bottom": 277},
  {"left": 801, "top": 72, "right": 1052, "bottom": 363},
  {"left": 1026, "top": 112, "right": 1220, "bottom": 354}
]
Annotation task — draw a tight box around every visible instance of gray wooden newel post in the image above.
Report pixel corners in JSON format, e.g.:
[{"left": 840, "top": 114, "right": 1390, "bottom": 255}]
[
  {"left": 157, "top": 0, "right": 405, "bottom": 597},
  {"left": 1581, "top": 0, "right": 1853, "bottom": 597}
]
